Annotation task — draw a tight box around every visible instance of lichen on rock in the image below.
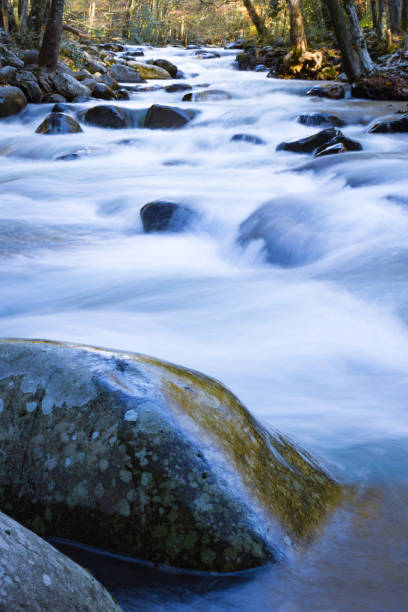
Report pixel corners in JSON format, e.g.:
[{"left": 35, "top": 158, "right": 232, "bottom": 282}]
[{"left": 0, "top": 339, "right": 340, "bottom": 572}]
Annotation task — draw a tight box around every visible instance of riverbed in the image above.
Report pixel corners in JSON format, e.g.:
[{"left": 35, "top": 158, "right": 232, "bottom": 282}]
[{"left": 1, "top": 46, "right": 408, "bottom": 610}]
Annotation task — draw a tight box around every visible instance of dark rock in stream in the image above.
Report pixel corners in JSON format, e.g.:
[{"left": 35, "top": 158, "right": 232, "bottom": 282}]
[
  {"left": 307, "top": 84, "right": 346, "bottom": 100},
  {"left": 277, "top": 128, "right": 362, "bottom": 155},
  {"left": 35, "top": 113, "right": 83, "bottom": 135},
  {"left": 92, "top": 82, "right": 117, "bottom": 101},
  {"left": 165, "top": 83, "right": 192, "bottom": 93},
  {"left": 297, "top": 113, "right": 345, "bottom": 128},
  {"left": 0, "top": 511, "right": 120, "bottom": 611},
  {"left": 19, "top": 79, "right": 42, "bottom": 104},
  {"left": 0, "top": 339, "right": 339, "bottom": 573},
  {"left": 367, "top": 114, "right": 408, "bottom": 133},
  {"left": 84, "top": 105, "right": 128, "bottom": 129},
  {"left": 143, "top": 104, "right": 193, "bottom": 129},
  {"left": 140, "top": 200, "right": 198, "bottom": 232},
  {"left": 0, "top": 85, "right": 27, "bottom": 117}
]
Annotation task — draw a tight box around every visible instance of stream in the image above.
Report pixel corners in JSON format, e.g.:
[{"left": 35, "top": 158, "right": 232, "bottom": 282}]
[{"left": 1, "top": 45, "right": 408, "bottom": 610}]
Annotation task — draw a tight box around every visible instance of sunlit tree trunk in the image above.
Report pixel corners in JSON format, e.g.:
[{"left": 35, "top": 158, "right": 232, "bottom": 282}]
[
  {"left": 288, "top": 0, "right": 307, "bottom": 50},
  {"left": 88, "top": 0, "right": 96, "bottom": 31},
  {"left": 242, "top": 0, "right": 267, "bottom": 38},
  {"left": 38, "top": 0, "right": 64, "bottom": 71},
  {"left": 343, "top": 0, "right": 376, "bottom": 71}
]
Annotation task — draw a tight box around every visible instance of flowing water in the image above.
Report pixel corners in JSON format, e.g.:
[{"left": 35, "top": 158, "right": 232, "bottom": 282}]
[{"left": 1, "top": 46, "right": 408, "bottom": 610}]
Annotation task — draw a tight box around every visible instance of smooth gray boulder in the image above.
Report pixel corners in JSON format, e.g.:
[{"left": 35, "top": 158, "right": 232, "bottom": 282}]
[
  {"left": 0, "top": 339, "right": 339, "bottom": 572},
  {"left": 108, "top": 63, "right": 145, "bottom": 83},
  {"left": 0, "top": 510, "right": 121, "bottom": 611}
]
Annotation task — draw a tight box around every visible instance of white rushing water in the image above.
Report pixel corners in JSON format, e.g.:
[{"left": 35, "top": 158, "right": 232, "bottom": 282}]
[{"left": 1, "top": 46, "right": 408, "bottom": 610}]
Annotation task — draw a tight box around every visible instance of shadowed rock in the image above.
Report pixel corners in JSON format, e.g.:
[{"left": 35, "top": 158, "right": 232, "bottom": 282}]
[
  {"left": 367, "top": 115, "right": 408, "bottom": 133},
  {"left": 0, "top": 85, "right": 27, "bottom": 117},
  {"left": 0, "top": 339, "right": 339, "bottom": 573},
  {"left": 0, "top": 511, "right": 120, "bottom": 611},
  {"left": 144, "top": 104, "right": 192, "bottom": 129},
  {"left": 84, "top": 105, "right": 128, "bottom": 129},
  {"left": 277, "top": 128, "right": 361, "bottom": 155},
  {"left": 231, "top": 133, "right": 266, "bottom": 145}
]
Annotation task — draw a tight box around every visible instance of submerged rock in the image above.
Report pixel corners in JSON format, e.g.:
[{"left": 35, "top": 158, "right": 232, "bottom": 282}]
[
  {"left": 182, "top": 89, "right": 232, "bottom": 102},
  {"left": 143, "top": 104, "right": 193, "bottom": 129},
  {"left": 0, "top": 85, "right": 27, "bottom": 117},
  {"left": 35, "top": 112, "right": 83, "bottom": 135},
  {"left": 297, "top": 113, "right": 345, "bottom": 128},
  {"left": 0, "top": 511, "right": 120, "bottom": 611},
  {"left": 140, "top": 200, "right": 197, "bottom": 232},
  {"left": 231, "top": 133, "right": 266, "bottom": 145},
  {"left": 0, "top": 339, "right": 339, "bottom": 573}
]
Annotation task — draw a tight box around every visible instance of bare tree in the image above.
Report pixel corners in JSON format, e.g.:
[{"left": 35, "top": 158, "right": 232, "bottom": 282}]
[{"left": 343, "top": 0, "right": 376, "bottom": 72}]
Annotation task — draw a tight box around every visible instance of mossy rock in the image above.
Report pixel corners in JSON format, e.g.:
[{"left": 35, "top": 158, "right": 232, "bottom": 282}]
[{"left": 0, "top": 339, "right": 340, "bottom": 572}]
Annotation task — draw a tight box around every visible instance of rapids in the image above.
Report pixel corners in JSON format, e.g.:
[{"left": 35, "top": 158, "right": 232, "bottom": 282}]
[{"left": 1, "top": 45, "right": 408, "bottom": 610}]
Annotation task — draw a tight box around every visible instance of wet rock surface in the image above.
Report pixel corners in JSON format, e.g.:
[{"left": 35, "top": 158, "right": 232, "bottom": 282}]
[
  {"left": 140, "top": 200, "right": 198, "bottom": 232},
  {"left": 231, "top": 133, "right": 266, "bottom": 145},
  {"left": 0, "top": 339, "right": 339, "bottom": 573},
  {"left": 143, "top": 104, "right": 193, "bottom": 129},
  {"left": 84, "top": 105, "right": 128, "bottom": 129},
  {"left": 277, "top": 128, "right": 362, "bottom": 156},
  {"left": 297, "top": 113, "right": 345, "bottom": 128},
  {"left": 0, "top": 511, "right": 121, "bottom": 611},
  {"left": 367, "top": 114, "right": 408, "bottom": 133},
  {"left": 35, "top": 112, "right": 83, "bottom": 135}
]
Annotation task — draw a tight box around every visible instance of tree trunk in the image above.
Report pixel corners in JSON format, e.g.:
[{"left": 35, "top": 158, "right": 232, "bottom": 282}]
[
  {"left": 402, "top": 0, "right": 408, "bottom": 30},
  {"left": 343, "top": 0, "right": 376, "bottom": 72},
  {"left": 288, "top": 0, "right": 307, "bottom": 51},
  {"left": 371, "top": 0, "right": 378, "bottom": 28},
  {"left": 28, "top": 0, "right": 50, "bottom": 44},
  {"left": 38, "top": 0, "right": 65, "bottom": 71},
  {"left": 377, "top": 0, "right": 388, "bottom": 41},
  {"left": 0, "top": 0, "right": 9, "bottom": 32},
  {"left": 242, "top": 0, "right": 267, "bottom": 38},
  {"left": 326, "top": 0, "right": 363, "bottom": 80},
  {"left": 387, "top": 0, "right": 401, "bottom": 32}
]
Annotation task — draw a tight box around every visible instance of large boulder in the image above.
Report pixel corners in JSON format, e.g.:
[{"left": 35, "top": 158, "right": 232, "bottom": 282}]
[
  {"left": 0, "top": 85, "right": 27, "bottom": 118},
  {"left": 49, "top": 71, "right": 91, "bottom": 102},
  {"left": 0, "top": 339, "right": 339, "bottom": 573},
  {"left": 0, "top": 511, "right": 120, "bottom": 611},
  {"left": 108, "top": 63, "right": 146, "bottom": 83},
  {"left": 143, "top": 104, "right": 193, "bottom": 129},
  {"left": 140, "top": 200, "right": 198, "bottom": 232},
  {"left": 35, "top": 113, "right": 83, "bottom": 135},
  {"left": 127, "top": 61, "right": 171, "bottom": 79}
]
